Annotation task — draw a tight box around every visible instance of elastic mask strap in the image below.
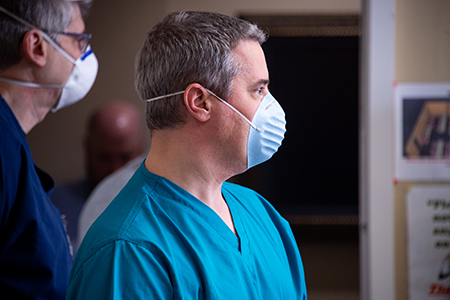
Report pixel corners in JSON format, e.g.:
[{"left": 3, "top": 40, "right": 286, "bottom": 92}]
[
  {"left": 146, "top": 91, "right": 185, "bottom": 102},
  {"left": 144, "top": 88, "right": 264, "bottom": 132},
  {"left": 41, "top": 32, "right": 76, "bottom": 64},
  {"left": 0, "top": 6, "right": 76, "bottom": 65},
  {"left": 0, "top": 77, "right": 64, "bottom": 89},
  {"left": 206, "top": 89, "right": 264, "bottom": 132}
]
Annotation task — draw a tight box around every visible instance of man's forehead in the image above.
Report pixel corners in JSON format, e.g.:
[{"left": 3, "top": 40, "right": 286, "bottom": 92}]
[
  {"left": 231, "top": 40, "right": 264, "bottom": 59},
  {"left": 231, "top": 41, "right": 269, "bottom": 83},
  {"left": 67, "top": 4, "right": 84, "bottom": 32}
]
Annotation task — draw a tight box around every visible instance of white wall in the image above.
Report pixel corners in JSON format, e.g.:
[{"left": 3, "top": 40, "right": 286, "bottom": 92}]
[{"left": 360, "top": 0, "right": 396, "bottom": 299}]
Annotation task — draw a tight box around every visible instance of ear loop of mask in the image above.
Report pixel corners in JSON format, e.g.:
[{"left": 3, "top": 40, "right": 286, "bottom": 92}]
[
  {"left": 0, "top": 77, "right": 64, "bottom": 89},
  {"left": 146, "top": 89, "right": 264, "bottom": 132},
  {"left": 146, "top": 91, "right": 185, "bottom": 102},
  {"left": 205, "top": 89, "right": 264, "bottom": 132}
]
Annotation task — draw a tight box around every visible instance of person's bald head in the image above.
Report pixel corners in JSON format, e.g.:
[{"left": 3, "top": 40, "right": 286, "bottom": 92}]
[{"left": 84, "top": 101, "right": 146, "bottom": 186}]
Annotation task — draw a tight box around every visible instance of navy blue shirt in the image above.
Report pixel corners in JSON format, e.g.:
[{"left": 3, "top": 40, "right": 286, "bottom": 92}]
[{"left": 0, "top": 95, "right": 72, "bottom": 299}]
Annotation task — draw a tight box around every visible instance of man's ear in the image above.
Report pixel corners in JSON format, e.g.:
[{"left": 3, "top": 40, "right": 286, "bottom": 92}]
[
  {"left": 184, "top": 83, "right": 212, "bottom": 122},
  {"left": 22, "top": 29, "right": 47, "bottom": 67}
]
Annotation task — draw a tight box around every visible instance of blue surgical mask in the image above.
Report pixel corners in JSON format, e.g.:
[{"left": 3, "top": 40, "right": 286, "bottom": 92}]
[
  {"left": 146, "top": 89, "right": 287, "bottom": 170},
  {"left": 206, "top": 90, "right": 286, "bottom": 169},
  {"left": 245, "top": 92, "right": 286, "bottom": 169}
]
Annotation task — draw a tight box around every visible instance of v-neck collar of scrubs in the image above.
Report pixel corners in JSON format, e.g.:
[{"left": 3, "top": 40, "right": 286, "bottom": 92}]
[
  {"left": 223, "top": 188, "right": 248, "bottom": 254},
  {"left": 143, "top": 168, "right": 247, "bottom": 254}
]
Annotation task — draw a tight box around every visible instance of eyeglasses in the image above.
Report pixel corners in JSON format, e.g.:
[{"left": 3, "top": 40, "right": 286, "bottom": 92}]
[
  {"left": 0, "top": 6, "right": 92, "bottom": 54},
  {"left": 56, "top": 31, "right": 92, "bottom": 53}
]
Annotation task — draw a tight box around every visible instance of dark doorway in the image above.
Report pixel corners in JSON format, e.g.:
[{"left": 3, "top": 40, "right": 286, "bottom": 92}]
[{"left": 235, "top": 15, "right": 360, "bottom": 219}]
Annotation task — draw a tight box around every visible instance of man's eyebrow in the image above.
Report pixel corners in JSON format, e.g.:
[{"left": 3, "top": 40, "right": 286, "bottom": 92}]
[{"left": 253, "top": 79, "right": 270, "bottom": 86}]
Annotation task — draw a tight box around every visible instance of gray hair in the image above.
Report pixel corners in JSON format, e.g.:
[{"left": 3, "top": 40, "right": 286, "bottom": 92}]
[
  {"left": 135, "top": 11, "right": 267, "bottom": 131},
  {"left": 0, "top": 0, "right": 92, "bottom": 70}
]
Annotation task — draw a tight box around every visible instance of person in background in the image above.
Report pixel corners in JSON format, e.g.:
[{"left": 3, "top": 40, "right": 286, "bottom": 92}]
[
  {"left": 67, "top": 11, "right": 307, "bottom": 299},
  {"left": 77, "top": 150, "right": 148, "bottom": 248},
  {"left": 51, "top": 101, "right": 147, "bottom": 254},
  {"left": 0, "top": 0, "right": 96, "bottom": 299}
]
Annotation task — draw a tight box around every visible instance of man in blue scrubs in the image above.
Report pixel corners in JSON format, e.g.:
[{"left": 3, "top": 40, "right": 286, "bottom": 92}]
[
  {"left": 68, "top": 11, "right": 307, "bottom": 299},
  {"left": 0, "top": 1, "right": 97, "bottom": 299}
]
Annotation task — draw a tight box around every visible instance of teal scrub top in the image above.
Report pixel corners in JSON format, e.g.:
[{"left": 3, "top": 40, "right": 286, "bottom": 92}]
[{"left": 67, "top": 163, "right": 307, "bottom": 299}]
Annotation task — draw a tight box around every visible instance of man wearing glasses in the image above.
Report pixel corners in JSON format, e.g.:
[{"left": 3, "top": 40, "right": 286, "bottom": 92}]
[{"left": 0, "top": 0, "right": 97, "bottom": 299}]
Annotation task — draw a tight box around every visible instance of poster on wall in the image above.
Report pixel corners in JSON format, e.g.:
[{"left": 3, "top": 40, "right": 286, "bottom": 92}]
[
  {"left": 395, "top": 82, "right": 450, "bottom": 181},
  {"left": 407, "top": 185, "right": 450, "bottom": 299}
]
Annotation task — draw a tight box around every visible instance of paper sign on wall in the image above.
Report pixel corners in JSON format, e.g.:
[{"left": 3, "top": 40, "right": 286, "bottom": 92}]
[
  {"left": 395, "top": 83, "right": 450, "bottom": 181},
  {"left": 407, "top": 185, "right": 450, "bottom": 299}
]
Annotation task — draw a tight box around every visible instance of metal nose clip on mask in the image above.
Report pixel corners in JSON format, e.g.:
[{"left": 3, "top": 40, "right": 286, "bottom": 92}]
[
  {"left": 146, "top": 89, "right": 287, "bottom": 170},
  {"left": 0, "top": 6, "right": 98, "bottom": 112}
]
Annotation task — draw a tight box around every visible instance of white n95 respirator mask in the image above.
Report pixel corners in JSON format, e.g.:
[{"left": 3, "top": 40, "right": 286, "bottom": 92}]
[
  {"left": 50, "top": 45, "right": 98, "bottom": 112},
  {"left": 0, "top": 6, "right": 98, "bottom": 112}
]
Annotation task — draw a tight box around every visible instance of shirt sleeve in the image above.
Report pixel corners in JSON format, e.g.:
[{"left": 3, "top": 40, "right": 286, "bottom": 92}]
[{"left": 67, "top": 239, "right": 174, "bottom": 300}]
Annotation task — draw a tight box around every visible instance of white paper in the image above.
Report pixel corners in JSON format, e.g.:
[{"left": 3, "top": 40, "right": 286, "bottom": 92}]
[{"left": 407, "top": 185, "right": 450, "bottom": 299}]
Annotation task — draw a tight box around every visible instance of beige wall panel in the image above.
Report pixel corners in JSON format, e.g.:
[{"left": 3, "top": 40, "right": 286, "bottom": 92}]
[
  {"left": 395, "top": 1, "right": 450, "bottom": 299},
  {"left": 166, "top": 0, "right": 360, "bottom": 16},
  {"left": 396, "top": 0, "right": 450, "bottom": 82}
]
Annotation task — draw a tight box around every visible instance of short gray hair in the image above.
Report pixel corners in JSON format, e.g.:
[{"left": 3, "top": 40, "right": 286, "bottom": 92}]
[
  {"left": 0, "top": 0, "right": 93, "bottom": 70},
  {"left": 135, "top": 11, "right": 267, "bottom": 131}
]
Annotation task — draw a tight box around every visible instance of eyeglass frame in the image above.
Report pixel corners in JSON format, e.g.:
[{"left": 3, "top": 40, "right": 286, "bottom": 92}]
[{"left": 55, "top": 31, "right": 92, "bottom": 53}]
